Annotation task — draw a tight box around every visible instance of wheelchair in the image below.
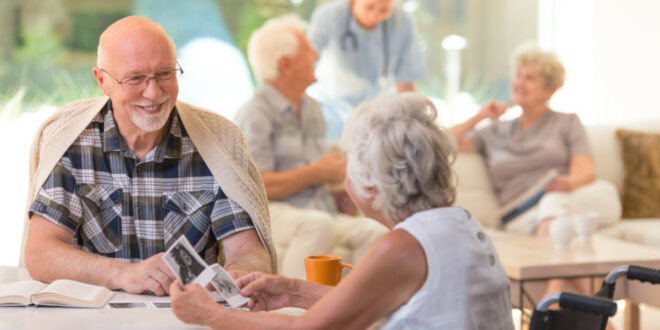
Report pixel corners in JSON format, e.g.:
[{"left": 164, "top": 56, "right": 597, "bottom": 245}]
[{"left": 529, "top": 265, "right": 660, "bottom": 330}]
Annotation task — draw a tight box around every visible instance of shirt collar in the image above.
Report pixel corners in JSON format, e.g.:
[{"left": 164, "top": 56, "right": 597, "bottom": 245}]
[
  {"left": 261, "top": 83, "right": 297, "bottom": 116},
  {"left": 102, "top": 100, "right": 184, "bottom": 161}
]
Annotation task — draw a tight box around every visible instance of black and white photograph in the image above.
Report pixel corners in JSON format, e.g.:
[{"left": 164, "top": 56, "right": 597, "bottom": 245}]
[
  {"left": 163, "top": 236, "right": 208, "bottom": 285},
  {"left": 209, "top": 264, "right": 250, "bottom": 308}
]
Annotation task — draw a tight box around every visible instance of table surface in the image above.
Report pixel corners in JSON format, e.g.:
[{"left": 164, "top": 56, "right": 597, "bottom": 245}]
[
  {"left": 0, "top": 266, "right": 304, "bottom": 329},
  {"left": 489, "top": 232, "right": 660, "bottom": 280}
]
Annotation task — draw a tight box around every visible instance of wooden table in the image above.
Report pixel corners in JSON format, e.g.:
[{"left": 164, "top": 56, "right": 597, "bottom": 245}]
[
  {"left": 0, "top": 266, "right": 304, "bottom": 329},
  {"left": 489, "top": 232, "right": 660, "bottom": 330}
]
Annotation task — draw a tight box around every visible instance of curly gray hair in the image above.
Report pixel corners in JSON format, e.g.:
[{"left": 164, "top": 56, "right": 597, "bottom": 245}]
[
  {"left": 341, "top": 93, "right": 456, "bottom": 223},
  {"left": 512, "top": 44, "right": 566, "bottom": 90}
]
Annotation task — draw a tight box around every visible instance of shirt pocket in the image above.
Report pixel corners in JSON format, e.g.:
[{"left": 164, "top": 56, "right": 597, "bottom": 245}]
[
  {"left": 273, "top": 134, "right": 305, "bottom": 166},
  {"left": 162, "top": 190, "right": 215, "bottom": 248},
  {"left": 76, "top": 184, "right": 123, "bottom": 254}
]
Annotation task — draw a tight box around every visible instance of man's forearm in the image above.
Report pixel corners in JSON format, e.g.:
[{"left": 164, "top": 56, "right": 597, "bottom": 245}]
[
  {"left": 261, "top": 164, "right": 322, "bottom": 200},
  {"left": 224, "top": 246, "right": 272, "bottom": 276},
  {"left": 25, "top": 237, "right": 126, "bottom": 288}
]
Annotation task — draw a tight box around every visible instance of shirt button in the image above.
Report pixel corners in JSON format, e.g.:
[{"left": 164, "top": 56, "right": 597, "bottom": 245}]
[
  {"left": 138, "top": 238, "right": 145, "bottom": 245},
  {"left": 182, "top": 205, "right": 188, "bottom": 212},
  {"left": 477, "top": 231, "right": 486, "bottom": 241},
  {"left": 136, "top": 203, "right": 141, "bottom": 209},
  {"left": 489, "top": 254, "right": 496, "bottom": 266},
  {"left": 39, "top": 205, "right": 46, "bottom": 213}
]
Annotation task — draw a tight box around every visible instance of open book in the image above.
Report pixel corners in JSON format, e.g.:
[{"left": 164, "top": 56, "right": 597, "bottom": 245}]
[
  {"left": 499, "top": 169, "right": 559, "bottom": 226},
  {"left": 0, "top": 279, "right": 114, "bottom": 308}
]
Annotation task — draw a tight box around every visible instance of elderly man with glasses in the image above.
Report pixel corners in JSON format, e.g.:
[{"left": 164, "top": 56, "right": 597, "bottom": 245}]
[{"left": 21, "top": 16, "right": 277, "bottom": 296}]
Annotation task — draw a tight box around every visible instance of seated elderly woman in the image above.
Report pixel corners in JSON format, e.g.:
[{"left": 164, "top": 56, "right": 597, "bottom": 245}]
[
  {"left": 451, "top": 45, "right": 621, "bottom": 296},
  {"left": 169, "top": 93, "right": 514, "bottom": 329},
  {"left": 451, "top": 45, "right": 621, "bottom": 235}
]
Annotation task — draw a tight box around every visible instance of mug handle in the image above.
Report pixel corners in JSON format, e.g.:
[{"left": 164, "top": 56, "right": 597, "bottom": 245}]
[{"left": 340, "top": 262, "right": 353, "bottom": 275}]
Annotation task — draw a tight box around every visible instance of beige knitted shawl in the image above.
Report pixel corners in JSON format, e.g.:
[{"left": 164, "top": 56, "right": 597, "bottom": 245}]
[{"left": 20, "top": 96, "right": 278, "bottom": 273}]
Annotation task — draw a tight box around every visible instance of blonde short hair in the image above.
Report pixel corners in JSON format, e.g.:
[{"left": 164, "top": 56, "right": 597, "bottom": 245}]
[
  {"left": 247, "top": 15, "right": 308, "bottom": 82},
  {"left": 341, "top": 93, "right": 456, "bottom": 223},
  {"left": 512, "top": 44, "right": 565, "bottom": 90}
]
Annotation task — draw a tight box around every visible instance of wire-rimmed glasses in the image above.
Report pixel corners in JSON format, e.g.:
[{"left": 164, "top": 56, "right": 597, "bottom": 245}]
[{"left": 100, "top": 62, "right": 184, "bottom": 86}]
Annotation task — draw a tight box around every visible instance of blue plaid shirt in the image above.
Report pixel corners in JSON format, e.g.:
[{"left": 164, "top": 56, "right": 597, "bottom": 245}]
[{"left": 29, "top": 102, "right": 254, "bottom": 264}]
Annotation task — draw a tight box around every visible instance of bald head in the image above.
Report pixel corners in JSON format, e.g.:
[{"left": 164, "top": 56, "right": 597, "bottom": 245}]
[
  {"left": 97, "top": 16, "right": 176, "bottom": 70},
  {"left": 93, "top": 16, "right": 180, "bottom": 136}
]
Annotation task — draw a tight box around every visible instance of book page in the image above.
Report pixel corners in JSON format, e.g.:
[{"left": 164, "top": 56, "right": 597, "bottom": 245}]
[
  {"left": 38, "top": 279, "right": 108, "bottom": 303},
  {"left": 0, "top": 280, "right": 47, "bottom": 304},
  {"left": 498, "top": 169, "right": 559, "bottom": 218}
]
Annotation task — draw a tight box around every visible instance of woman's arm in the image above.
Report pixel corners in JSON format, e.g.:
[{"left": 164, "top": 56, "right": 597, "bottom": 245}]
[
  {"left": 450, "top": 101, "right": 508, "bottom": 153},
  {"left": 546, "top": 154, "right": 595, "bottom": 192},
  {"left": 171, "top": 229, "right": 427, "bottom": 330},
  {"left": 237, "top": 273, "right": 332, "bottom": 311},
  {"left": 292, "top": 229, "right": 427, "bottom": 329}
]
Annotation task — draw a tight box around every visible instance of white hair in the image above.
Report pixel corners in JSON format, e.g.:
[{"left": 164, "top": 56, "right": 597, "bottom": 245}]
[
  {"left": 247, "top": 14, "right": 308, "bottom": 82},
  {"left": 341, "top": 93, "right": 457, "bottom": 223}
]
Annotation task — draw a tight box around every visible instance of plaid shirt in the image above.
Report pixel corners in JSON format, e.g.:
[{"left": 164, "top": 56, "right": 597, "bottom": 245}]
[{"left": 29, "top": 102, "right": 254, "bottom": 264}]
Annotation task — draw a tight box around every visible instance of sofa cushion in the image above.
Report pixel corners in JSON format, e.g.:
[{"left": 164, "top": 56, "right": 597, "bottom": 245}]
[
  {"left": 615, "top": 129, "right": 660, "bottom": 218},
  {"left": 453, "top": 153, "right": 500, "bottom": 228}
]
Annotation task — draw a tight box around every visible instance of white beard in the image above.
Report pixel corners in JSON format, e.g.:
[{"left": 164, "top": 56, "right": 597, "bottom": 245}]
[{"left": 130, "top": 102, "right": 173, "bottom": 132}]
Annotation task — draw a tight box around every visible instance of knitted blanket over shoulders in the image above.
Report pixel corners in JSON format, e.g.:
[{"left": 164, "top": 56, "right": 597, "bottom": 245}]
[{"left": 21, "top": 96, "right": 277, "bottom": 273}]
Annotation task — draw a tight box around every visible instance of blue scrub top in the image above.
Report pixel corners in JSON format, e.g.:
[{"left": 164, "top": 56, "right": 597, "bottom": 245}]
[{"left": 307, "top": 0, "right": 427, "bottom": 140}]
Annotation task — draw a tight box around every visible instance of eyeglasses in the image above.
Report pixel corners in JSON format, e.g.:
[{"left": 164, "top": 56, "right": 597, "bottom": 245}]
[{"left": 100, "top": 62, "right": 184, "bottom": 86}]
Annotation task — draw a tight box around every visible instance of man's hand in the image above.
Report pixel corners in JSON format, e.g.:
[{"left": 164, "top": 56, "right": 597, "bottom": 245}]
[
  {"left": 115, "top": 252, "right": 176, "bottom": 296},
  {"left": 546, "top": 175, "right": 574, "bottom": 192},
  {"left": 236, "top": 272, "right": 295, "bottom": 311},
  {"left": 170, "top": 281, "right": 219, "bottom": 326},
  {"left": 477, "top": 100, "right": 508, "bottom": 121},
  {"left": 314, "top": 152, "right": 346, "bottom": 184}
]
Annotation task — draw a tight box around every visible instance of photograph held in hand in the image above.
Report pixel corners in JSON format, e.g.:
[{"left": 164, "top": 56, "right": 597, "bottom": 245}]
[
  {"left": 162, "top": 236, "right": 214, "bottom": 286},
  {"left": 162, "top": 236, "right": 250, "bottom": 308}
]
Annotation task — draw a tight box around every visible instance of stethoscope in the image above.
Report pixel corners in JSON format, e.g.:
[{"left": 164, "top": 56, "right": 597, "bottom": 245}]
[{"left": 340, "top": 5, "right": 390, "bottom": 89}]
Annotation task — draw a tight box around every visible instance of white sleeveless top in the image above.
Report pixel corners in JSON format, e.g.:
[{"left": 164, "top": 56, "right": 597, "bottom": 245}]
[{"left": 380, "top": 207, "right": 514, "bottom": 330}]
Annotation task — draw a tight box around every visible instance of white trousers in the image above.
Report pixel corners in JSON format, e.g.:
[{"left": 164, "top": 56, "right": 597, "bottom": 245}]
[{"left": 504, "top": 179, "right": 622, "bottom": 234}]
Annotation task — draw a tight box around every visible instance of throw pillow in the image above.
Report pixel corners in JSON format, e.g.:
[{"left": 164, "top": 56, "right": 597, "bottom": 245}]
[{"left": 616, "top": 129, "right": 660, "bottom": 218}]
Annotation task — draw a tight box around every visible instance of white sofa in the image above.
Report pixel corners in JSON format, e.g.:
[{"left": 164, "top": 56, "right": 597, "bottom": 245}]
[{"left": 453, "top": 119, "right": 660, "bottom": 247}]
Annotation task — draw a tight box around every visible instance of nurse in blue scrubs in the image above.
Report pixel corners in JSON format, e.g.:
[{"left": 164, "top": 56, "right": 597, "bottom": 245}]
[{"left": 307, "top": 0, "right": 427, "bottom": 140}]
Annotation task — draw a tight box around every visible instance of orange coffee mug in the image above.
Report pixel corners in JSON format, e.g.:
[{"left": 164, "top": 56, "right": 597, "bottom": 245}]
[{"left": 305, "top": 255, "right": 353, "bottom": 286}]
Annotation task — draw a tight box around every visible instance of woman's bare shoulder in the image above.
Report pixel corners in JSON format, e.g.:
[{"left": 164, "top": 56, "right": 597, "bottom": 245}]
[{"left": 366, "top": 229, "right": 427, "bottom": 278}]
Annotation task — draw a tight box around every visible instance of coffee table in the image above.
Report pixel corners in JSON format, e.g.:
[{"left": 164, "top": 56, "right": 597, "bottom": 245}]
[{"left": 488, "top": 231, "right": 660, "bottom": 330}]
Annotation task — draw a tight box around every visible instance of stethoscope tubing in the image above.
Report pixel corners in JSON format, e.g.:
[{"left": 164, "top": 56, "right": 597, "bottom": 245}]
[{"left": 339, "top": 5, "right": 389, "bottom": 79}]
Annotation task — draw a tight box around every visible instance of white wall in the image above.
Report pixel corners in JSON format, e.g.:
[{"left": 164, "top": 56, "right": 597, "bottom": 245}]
[
  {"left": 593, "top": 0, "right": 660, "bottom": 125},
  {"left": 549, "top": 0, "right": 660, "bottom": 125}
]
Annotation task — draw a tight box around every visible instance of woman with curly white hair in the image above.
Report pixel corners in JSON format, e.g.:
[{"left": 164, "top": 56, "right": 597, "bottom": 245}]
[{"left": 169, "top": 93, "right": 514, "bottom": 330}]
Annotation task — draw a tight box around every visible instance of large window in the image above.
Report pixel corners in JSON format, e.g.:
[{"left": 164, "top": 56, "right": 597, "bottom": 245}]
[{"left": 0, "top": 0, "right": 537, "bottom": 266}]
